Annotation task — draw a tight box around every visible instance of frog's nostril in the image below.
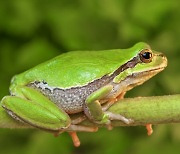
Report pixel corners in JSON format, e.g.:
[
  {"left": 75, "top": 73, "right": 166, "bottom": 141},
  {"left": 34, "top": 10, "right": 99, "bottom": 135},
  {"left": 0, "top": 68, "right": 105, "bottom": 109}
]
[{"left": 159, "top": 53, "right": 165, "bottom": 57}]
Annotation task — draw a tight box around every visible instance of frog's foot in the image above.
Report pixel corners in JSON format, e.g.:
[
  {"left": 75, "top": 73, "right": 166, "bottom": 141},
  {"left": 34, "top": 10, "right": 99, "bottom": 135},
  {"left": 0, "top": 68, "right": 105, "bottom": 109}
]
[
  {"left": 53, "top": 130, "right": 81, "bottom": 147},
  {"left": 97, "top": 111, "right": 133, "bottom": 130},
  {"left": 146, "top": 124, "right": 153, "bottom": 136},
  {"left": 105, "top": 111, "right": 133, "bottom": 125},
  {"left": 69, "top": 132, "right": 80, "bottom": 147},
  {"left": 53, "top": 123, "right": 98, "bottom": 147},
  {"left": 67, "top": 125, "right": 98, "bottom": 147}
]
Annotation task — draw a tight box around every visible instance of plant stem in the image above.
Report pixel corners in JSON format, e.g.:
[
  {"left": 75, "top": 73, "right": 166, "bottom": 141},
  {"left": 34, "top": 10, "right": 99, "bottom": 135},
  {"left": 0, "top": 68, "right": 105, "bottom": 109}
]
[{"left": 0, "top": 95, "right": 180, "bottom": 129}]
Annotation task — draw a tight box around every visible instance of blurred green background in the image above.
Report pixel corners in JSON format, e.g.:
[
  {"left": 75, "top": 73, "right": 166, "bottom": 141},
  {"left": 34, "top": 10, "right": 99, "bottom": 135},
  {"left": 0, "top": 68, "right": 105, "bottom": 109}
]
[{"left": 0, "top": 0, "right": 180, "bottom": 154}]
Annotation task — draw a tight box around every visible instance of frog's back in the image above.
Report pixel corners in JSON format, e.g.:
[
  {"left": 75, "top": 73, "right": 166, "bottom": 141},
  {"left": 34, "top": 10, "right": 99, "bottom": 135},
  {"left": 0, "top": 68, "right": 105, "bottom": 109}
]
[{"left": 12, "top": 42, "right": 149, "bottom": 88}]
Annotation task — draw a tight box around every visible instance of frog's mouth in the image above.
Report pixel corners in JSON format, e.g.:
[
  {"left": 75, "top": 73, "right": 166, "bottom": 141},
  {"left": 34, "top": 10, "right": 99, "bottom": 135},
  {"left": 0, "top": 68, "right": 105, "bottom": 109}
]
[
  {"left": 130, "top": 66, "right": 166, "bottom": 85},
  {"left": 106, "top": 65, "right": 166, "bottom": 99}
]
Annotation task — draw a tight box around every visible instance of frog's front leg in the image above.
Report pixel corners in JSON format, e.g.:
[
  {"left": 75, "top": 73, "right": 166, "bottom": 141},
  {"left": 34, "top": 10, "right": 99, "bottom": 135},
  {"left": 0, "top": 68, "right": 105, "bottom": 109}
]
[
  {"left": 84, "top": 85, "right": 132, "bottom": 126},
  {"left": 1, "top": 86, "right": 71, "bottom": 131}
]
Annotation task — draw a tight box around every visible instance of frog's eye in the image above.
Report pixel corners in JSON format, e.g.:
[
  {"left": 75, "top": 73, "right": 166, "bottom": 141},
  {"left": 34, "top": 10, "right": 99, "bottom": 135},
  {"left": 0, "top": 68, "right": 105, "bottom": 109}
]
[{"left": 139, "top": 49, "right": 153, "bottom": 63}]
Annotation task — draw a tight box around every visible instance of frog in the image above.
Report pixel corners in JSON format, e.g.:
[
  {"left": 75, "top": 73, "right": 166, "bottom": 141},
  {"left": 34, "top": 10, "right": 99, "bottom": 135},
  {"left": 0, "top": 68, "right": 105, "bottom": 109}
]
[{"left": 0, "top": 42, "right": 167, "bottom": 147}]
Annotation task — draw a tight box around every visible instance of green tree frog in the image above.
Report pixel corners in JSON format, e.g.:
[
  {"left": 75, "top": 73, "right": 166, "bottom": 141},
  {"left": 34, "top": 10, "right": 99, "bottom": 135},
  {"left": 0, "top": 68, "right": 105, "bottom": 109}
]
[{"left": 0, "top": 42, "right": 167, "bottom": 147}]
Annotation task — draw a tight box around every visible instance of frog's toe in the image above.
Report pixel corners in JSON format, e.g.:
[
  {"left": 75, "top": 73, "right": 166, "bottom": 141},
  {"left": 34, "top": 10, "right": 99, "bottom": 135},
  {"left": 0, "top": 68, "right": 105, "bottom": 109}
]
[
  {"left": 146, "top": 124, "right": 153, "bottom": 136},
  {"left": 105, "top": 111, "right": 134, "bottom": 124},
  {"left": 69, "top": 132, "right": 80, "bottom": 147}
]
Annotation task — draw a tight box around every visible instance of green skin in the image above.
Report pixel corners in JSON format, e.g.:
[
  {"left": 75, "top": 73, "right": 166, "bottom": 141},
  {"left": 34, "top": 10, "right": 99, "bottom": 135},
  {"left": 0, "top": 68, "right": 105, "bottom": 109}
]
[{"left": 0, "top": 42, "right": 167, "bottom": 134}]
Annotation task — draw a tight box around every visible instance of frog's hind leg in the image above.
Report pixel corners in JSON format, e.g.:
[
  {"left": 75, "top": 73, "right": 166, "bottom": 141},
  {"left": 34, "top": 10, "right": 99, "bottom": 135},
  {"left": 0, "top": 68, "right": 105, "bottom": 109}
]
[{"left": 1, "top": 86, "right": 71, "bottom": 131}]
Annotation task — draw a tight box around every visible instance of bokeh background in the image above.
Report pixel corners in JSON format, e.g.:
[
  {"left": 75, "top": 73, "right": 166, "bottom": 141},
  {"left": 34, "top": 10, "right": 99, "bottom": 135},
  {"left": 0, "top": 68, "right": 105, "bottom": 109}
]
[{"left": 0, "top": 0, "right": 180, "bottom": 154}]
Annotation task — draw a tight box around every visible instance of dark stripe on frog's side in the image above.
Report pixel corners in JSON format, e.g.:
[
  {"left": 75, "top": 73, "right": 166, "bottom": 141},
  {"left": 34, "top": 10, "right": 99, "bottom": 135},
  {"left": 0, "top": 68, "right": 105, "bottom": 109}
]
[{"left": 28, "top": 56, "right": 140, "bottom": 114}]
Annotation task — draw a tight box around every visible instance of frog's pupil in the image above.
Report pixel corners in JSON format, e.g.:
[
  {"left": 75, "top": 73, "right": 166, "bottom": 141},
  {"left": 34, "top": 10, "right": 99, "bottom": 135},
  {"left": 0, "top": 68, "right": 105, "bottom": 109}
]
[{"left": 142, "top": 52, "right": 152, "bottom": 59}]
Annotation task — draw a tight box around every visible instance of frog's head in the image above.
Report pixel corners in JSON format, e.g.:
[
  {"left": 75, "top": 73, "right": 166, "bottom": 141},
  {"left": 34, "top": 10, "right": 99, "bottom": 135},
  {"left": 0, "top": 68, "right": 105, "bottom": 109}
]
[
  {"left": 111, "top": 42, "right": 167, "bottom": 94},
  {"left": 129, "top": 42, "right": 167, "bottom": 79}
]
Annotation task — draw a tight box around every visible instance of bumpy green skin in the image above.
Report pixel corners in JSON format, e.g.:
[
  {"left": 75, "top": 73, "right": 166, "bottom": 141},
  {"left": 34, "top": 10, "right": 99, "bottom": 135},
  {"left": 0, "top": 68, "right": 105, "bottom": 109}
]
[{"left": 10, "top": 42, "right": 149, "bottom": 91}]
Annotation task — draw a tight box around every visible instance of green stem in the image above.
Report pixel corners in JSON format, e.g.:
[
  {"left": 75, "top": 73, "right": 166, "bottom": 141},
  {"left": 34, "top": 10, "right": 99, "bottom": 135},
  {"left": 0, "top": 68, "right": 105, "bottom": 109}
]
[
  {"left": 0, "top": 95, "right": 180, "bottom": 129},
  {"left": 108, "top": 94, "right": 180, "bottom": 126}
]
